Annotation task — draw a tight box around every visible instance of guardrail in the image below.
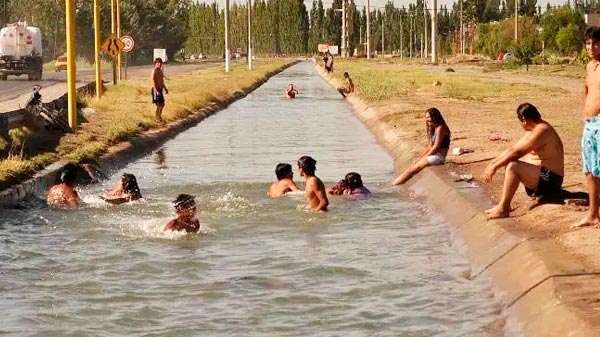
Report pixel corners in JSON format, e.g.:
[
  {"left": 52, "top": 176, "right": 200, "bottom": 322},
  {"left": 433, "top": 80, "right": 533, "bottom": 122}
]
[{"left": 0, "top": 81, "right": 97, "bottom": 137}]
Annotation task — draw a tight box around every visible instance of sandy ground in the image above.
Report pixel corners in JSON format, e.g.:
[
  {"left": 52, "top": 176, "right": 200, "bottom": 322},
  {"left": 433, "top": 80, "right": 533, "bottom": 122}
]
[{"left": 369, "top": 63, "right": 600, "bottom": 273}]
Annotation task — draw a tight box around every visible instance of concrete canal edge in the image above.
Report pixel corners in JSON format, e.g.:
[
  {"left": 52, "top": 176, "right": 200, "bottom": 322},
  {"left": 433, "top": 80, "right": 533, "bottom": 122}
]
[
  {"left": 0, "top": 60, "right": 301, "bottom": 207},
  {"left": 315, "top": 65, "right": 600, "bottom": 336}
]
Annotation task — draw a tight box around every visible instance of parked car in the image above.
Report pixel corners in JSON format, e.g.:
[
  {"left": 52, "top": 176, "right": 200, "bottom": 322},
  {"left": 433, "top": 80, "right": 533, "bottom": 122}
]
[{"left": 55, "top": 55, "right": 67, "bottom": 72}]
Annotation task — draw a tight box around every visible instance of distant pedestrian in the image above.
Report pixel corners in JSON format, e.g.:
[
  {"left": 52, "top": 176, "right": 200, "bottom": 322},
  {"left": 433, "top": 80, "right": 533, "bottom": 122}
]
[
  {"left": 337, "top": 72, "right": 354, "bottom": 98},
  {"left": 151, "top": 58, "right": 169, "bottom": 125},
  {"left": 324, "top": 52, "right": 334, "bottom": 73}
]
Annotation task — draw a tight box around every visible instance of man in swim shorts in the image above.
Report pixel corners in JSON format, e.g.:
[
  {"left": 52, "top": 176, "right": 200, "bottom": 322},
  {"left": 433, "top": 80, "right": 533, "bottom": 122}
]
[
  {"left": 337, "top": 72, "right": 354, "bottom": 98},
  {"left": 164, "top": 194, "right": 200, "bottom": 233},
  {"left": 573, "top": 26, "right": 600, "bottom": 229},
  {"left": 483, "top": 103, "right": 564, "bottom": 219},
  {"left": 151, "top": 58, "right": 169, "bottom": 125},
  {"left": 298, "top": 156, "right": 329, "bottom": 211},
  {"left": 47, "top": 164, "right": 79, "bottom": 208},
  {"left": 268, "top": 163, "right": 300, "bottom": 198}
]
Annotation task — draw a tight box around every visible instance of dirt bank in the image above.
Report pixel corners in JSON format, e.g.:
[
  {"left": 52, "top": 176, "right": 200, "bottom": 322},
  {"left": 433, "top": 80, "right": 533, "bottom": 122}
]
[{"left": 316, "top": 63, "right": 600, "bottom": 336}]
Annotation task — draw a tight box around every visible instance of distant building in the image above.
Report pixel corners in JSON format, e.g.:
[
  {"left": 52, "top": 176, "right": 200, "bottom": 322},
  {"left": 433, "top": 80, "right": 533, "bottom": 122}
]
[{"left": 585, "top": 13, "right": 600, "bottom": 26}]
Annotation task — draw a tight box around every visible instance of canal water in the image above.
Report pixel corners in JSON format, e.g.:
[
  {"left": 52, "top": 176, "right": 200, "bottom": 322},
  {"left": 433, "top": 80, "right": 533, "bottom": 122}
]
[{"left": 0, "top": 62, "right": 499, "bottom": 336}]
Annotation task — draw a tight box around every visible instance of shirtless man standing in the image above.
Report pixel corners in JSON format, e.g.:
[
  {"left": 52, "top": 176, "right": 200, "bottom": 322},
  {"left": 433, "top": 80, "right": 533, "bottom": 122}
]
[
  {"left": 574, "top": 26, "right": 600, "bottom": 228},
  {"left": 268, "top": 163, "right": 300, "bottom": 198},
  {"left": 298, "top": 156, "right": 329, "bottom": 212},
  {"left": 151, "top": 58, "right": 169, "bottom": 125},
  {"left": 483, "top": 103, "right": 564, "bottom": 219}
]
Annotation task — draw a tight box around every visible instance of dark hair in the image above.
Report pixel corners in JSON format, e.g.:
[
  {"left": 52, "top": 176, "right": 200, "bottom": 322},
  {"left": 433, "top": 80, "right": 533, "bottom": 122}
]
[
  {"left": 122, "top": 173, "right": 141, "bottom": 199},
  {"left": 585, "top": 26, "right": 600, "bottom": 42},
  {"left": 343, "top": 72, "right": 349, "bottom": 78},
  {"left": 516, "top": 103, "right": 541, "bottom": 122},
  {"left": 344, "top": 172, "right": 363, "bottom": 188},
  {"left": 426, "top": 108, "right": 447, "bottom": 140},
  {"left": 154, "top": 57, "right": 163, "bottom": 64},
  {"left": 298, "top": 156, "right": 317, "bottom": 176},
  {"left": 60, "top": 164, "right": 77, "bottom": 186},
  {"left": 174, "top": 194, "right": 196, "bottom": 211},
  {"left": 275, "top": 163, "right": 293, "bottom": 180}
]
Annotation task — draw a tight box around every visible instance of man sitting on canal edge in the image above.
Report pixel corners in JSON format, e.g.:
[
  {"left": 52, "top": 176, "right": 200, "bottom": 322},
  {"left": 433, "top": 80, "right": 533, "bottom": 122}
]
[
  {"left": 483, "top": 103, "right": 565, "bottom": 219},
  {"left": 337, "top": 72, "right": 355, "bottom": 98}
]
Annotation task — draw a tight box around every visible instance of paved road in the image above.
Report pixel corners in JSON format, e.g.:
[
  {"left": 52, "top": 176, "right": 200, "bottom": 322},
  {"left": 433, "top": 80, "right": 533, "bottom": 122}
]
[{"left": 0, "top": 61, "right": 222, "bottom": 112}]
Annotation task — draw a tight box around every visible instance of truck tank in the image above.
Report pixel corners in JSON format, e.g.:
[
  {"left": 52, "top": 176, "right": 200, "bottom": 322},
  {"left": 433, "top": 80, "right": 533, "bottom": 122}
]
[{"left": 0, "top": 22, "right": 43, "bottom": 81}]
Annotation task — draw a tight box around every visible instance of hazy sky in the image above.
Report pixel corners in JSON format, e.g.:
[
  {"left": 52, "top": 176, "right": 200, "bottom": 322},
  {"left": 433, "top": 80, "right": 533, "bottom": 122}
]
[{"left": 194, "top": 0, "right": 570, "bottom": 11}]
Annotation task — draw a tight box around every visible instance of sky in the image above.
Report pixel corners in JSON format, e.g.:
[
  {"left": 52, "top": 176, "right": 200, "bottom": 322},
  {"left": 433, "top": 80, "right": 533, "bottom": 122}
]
[{"left": 194, "top": 0, "right": 571, "bottom": 11}]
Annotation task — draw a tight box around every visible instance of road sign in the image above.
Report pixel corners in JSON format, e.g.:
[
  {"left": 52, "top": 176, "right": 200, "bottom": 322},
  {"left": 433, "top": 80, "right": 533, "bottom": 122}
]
[
  {"left": 120, "top": 35, "right": 135, "bottom": 53},
  {"left": 153, "top": 48, "right": 167, "bottom": 63},
  {"left": 318, "top": 43, "right": 330, "bottom": 53},
  {"left": 101, "top": 34, "right": 125, "bottom": 59}
]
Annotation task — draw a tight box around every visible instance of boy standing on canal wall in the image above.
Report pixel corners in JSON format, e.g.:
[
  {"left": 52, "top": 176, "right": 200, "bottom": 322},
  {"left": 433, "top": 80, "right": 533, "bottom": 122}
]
[
  {"left": 151, "top": 58, "right": 169, "bottom": 125},
  {"left": 298, "top": 156, "right": 329, "bottom": 212},
  {"left": 574, "top": 27, "right": 600, "bottom": 229}
]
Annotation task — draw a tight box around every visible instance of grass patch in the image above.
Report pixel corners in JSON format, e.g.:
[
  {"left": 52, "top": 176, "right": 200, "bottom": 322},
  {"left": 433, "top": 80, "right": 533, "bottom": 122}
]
[
  {"left": 328, "top": 59, "right": 563, "bottom": 102},
  {"left": 0, "top": 59, "right": 293, "bottom": 189}
]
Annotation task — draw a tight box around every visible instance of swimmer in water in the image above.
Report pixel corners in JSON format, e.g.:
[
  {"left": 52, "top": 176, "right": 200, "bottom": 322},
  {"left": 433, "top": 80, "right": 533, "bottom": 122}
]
[
  {"left": 328, "top": 172, "right": 372, "bottom": 200},
  {"left": 164, "top": 194, "right": 200, "bottom": 233},
  {"left": 298, "top": 156, "right": 329, "bottom": 211},
  {"left": 47, "top": 164, "right": 79, "bottom": 208},
  {"left": 100, "top": 173, "right": 142, "bottom": 205},
  {"left": 268, "top": 163, "right": 301, "bottom": 198},
  {"left": 285, "top": 84, "right": 298, "bottom": 98}
]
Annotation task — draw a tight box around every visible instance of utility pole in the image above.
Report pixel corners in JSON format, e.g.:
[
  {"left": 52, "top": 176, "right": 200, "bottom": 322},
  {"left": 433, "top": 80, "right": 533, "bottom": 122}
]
[
  {"left": 65, "top": 0, "right": 76, "bottom": 129},
  {"left": 247, "top": 0, "right": 252, "bottom": 70},
  {"left": 225, "top": 0, "right": 230, "bottom": 72},
  {"left": 381, "top": 19, "right": 384, "bottom": 58},
  {"left": 111, "top": 0, "right": 117, "bottom": 84},
  {"left": 342, "top": 0, "right": 346, "bottom": 57},
  {"left": 514, "top": 0, "right": 518, "bottom": 41},
  {"left": 431, "top": 0, "right": 437, "bottom": 63},
  {"left": 424, "top": 0, "right": 428, "bottom": 58},
  {"left": 400, "top": 13, "right": 403, "bottom": 60},
  {"left": 116, "top": 0, "right": 121, "bottom": 81},
  {"left": 366, "top": 0, "right": 371, "bottom": 59},
  {"left": 409, "top": 14, "right": 413, "bottom": 59},
  {"left": 93, "top": 0, "right": 102, "bottom": 99},
  {"left": 460, "top": 0, "right": 464, "bottom": 54}
]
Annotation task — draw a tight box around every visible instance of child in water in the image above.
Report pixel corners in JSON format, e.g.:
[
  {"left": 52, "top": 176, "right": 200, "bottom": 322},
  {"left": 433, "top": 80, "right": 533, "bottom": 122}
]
[
  {"left": 100, "top": 173, "right": 142, "bottom": 205},
  {"left": 328, "top": 172, "right": 371, "bottom": 200},
  {"left": 286, "top": 84, "right": 298, "bottom": 98},
  {"left": 164, "top": 194, "right": 200, "bottom": 233}
]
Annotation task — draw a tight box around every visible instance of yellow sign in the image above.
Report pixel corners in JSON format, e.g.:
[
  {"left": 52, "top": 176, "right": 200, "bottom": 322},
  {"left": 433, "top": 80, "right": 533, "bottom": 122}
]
[{"left": 101, "top": 34, "right": 125, "bottom": 59}]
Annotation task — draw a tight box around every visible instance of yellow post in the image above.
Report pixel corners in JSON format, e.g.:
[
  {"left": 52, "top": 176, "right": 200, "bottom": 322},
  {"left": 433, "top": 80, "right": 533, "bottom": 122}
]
[
  {"left": 116, "top": 0, "right": 122, "bottom": 81},
  {"left": 110, "top": 0, "right": 117, "bottom": 84},
  {"left": 93, "top": 0, "right": 102, "bottom": 99},
  {"left": 65, "top": 0, "right": 77, "bottom": 129}
]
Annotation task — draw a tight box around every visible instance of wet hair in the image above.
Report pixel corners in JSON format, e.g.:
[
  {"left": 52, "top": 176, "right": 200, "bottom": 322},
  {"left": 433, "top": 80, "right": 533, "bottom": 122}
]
[
  {"left": 298, "top": 156, "right": 317, "bottom": 176},
  {"left": 585, "top": 26, "right": 600, "bottom": 42},
  {"left": 516, "top": 103, "right": 541, "bottom": 122},
  {"left": 343, "top": 72, "right": 349, "bottom": 78},
  {"left": 154, "top": 57, "right": 163, "bottom": 64},
  {"left": 121, "top": 173, "right": 141, "bottom": 199},
  {"left": 174, "top": 194, "right": 196, "bottom": 211},
  {"left": 60, "top": 164, "right": 77, "bottom": 186},
  {"left": 426, "top": 107, "right": 447, "bottom": 139},
  {"left": 275, "top": 163, "right": 293, "bottom": 180},
  {"left": 344, "top": 172, "right": 363, "bottom": 188}
]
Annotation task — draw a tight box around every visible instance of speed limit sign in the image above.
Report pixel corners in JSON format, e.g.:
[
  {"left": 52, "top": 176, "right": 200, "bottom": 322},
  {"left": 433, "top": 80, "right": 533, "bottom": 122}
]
[{"left": 120, "top": 35, "right": 135, "bottom": 53}]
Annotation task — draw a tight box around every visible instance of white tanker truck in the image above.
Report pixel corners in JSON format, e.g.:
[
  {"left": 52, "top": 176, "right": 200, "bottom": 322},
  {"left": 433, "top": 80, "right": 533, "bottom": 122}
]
[{"left": 0, "top": 21, "right": 43, "bottom": 81}]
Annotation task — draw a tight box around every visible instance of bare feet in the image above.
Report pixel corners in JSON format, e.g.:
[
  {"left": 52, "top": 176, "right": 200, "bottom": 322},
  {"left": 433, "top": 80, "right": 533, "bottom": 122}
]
[
  {"left": 570, "top": 217, "right": 600, "bottom": 229},
  {"left": 484, "top": 205, "right": 510, "bottom": 220}
]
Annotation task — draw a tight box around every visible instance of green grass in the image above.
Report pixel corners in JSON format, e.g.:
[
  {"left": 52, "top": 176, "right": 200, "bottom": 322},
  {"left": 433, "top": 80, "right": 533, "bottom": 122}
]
[{"left": 329, "top": 59, "right": 564, "bottom": 102}]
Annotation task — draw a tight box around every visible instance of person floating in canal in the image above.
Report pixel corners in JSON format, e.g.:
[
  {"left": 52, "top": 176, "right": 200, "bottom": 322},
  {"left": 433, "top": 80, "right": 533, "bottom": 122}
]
[
  {"left": 392, "top": 107, "right": 451, "bottom": 186},
  {"left": 337, "top": 72, "right": 354, "bottom": 98},
  {"left": 298, "top": 156, "right": 329, "bottom": 212},
  {"left": 47, "top": 164, "right": 80, "bottom": 209},
  {"left": 328, "top": 172, "right": 372, "bottom": 200},
  {"left": 285, "top": 84, "right": 298, "bottom": 98},
  {"left": 164, "top": 194, "right": 200, "bottom": 233},
  {"left": 268, "top": 163, "right": 300, "bottom": 198},
  {"left": 100, "top": 173, "right": 143, "bottom": 205}
]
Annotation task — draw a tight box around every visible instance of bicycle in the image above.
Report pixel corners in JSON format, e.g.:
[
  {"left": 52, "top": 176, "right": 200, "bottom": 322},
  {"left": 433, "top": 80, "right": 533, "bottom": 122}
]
[{"left": 25, "top": 85, "right": 71, "bottom": 133}]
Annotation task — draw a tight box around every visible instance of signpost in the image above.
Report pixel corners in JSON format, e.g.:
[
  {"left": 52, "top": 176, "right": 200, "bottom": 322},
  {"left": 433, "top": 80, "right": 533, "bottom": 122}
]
[
  {"left": 153, "top": 48, "right": 167, "bottom": 63},
  {"left": 101, "top": 33, "right": 124, "bottom": 84},
  {"left": 120, "top": 35, "right": 134, "bottom": 80}
]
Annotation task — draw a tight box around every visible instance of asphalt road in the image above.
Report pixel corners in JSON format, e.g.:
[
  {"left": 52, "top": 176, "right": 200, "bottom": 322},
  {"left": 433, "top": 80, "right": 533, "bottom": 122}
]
[{"left": 0, "top": 61, "right": 222, "bottom": 103}]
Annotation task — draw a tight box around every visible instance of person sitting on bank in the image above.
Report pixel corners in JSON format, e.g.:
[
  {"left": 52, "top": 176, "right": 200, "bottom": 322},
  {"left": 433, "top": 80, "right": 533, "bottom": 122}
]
[
  {"left": 268, "top": 163, "right": 301, "bottom": 198},
  {"left": 100, "top": 173, "right": 142, "bottom": 205},
  {"left": 328, "top": 172, "right": 372, "bottom": 200},
  {"left": 392, "top": 108, "right": 451, "bottom": 185},
  {"left": 286, "top": 84, "right": 298, "bottom": 99},
  {"left": 337, "top": 72, "right": 355, "bottom": 98},
  {"left": 298, "top": 156, "right": 329, "bottom": 212},
  {"left": 47, "top": 164, "right": 79, "bottom": 208},
  {"left": 483, "top": 103, "right": 564, "bottom": 220},
  {"left": 164, "top": 194, "right": 200, "bottom": 233}
]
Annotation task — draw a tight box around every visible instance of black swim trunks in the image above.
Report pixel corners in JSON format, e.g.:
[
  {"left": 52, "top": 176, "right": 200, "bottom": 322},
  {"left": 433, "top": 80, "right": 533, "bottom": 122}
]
[
  {"left": 525, "top": 166, "right": 563, "bottom": 197},
  {"left": 152, "top": 88, "right": 165, "bottom": 105}
]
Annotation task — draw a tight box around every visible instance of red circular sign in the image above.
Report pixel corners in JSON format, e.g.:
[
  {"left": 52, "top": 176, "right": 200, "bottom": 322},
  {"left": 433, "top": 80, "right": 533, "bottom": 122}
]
[{"left": 120, "top": 35, "right": 135, "bottom": 53}]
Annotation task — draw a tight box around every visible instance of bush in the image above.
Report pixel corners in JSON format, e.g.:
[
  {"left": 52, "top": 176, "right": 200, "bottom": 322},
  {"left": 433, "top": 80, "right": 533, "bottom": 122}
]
[
  {"left": 556, "top": 24, "right": 583, "bottom": 55},
  {"left": 532, "top": 53, "right": 549, "bottom": 65},
  {"left": 575, "top": 48, "right": 591, "bottom": 65}
]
